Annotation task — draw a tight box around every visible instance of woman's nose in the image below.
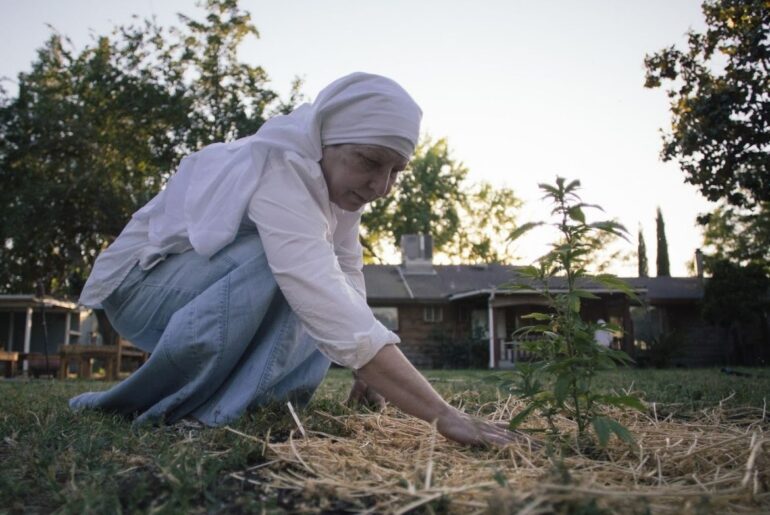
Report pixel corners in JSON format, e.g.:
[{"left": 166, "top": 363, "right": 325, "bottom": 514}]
[{"left": 369, "top": 171, "right": 392, "bottom": 199}]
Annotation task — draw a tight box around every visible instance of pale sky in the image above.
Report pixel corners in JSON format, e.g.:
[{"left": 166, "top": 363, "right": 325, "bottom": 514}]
[{"left": 0, "top": 0, "right": 716, "bottom": 276}]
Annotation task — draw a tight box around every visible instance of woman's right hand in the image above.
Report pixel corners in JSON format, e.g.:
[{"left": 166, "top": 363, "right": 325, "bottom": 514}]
[
  {"left": 356, "top": 345, "right": 534, "bottom": 449},
  {"left": 435, "top": 406, "right": 530, "bottom": 448}
]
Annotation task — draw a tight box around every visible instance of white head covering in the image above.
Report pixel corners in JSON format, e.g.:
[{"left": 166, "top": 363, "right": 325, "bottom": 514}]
[
  {"left": 250, "top": 72, "right": 422, "bottom": 159},
  {"left": 134, "top": 72, "right": 422, "bottom": 258}
]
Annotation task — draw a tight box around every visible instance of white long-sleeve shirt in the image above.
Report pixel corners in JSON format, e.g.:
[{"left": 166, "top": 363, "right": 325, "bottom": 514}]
[{"left": 79, "top": 145, "right": 398, "bottom": 369}]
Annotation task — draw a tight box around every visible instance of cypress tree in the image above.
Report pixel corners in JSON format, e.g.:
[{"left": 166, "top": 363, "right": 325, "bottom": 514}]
[
  {"left": 656, "top": 207, "right": 670, "bottom": 277},
  {"left": 638, "top": 228, "right": 649, "bottom": 277}
]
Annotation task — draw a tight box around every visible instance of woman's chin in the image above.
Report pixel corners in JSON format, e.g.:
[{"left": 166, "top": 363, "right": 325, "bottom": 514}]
[
  {"left": 333, "top": 193, "right": 366, "bottom": 212},
  {"left": 332, "top": 199, "right": 363, "bottom": 212}
]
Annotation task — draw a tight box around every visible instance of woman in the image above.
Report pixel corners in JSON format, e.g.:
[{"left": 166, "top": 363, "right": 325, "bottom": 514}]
[{"left": 73, "top": 72, "right": 517, "bottom": 447}]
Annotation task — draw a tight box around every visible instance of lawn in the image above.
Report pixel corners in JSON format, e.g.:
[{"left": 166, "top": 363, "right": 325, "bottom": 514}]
[{"left": 1, "top": 367, "right": 768, "bottom": 513}]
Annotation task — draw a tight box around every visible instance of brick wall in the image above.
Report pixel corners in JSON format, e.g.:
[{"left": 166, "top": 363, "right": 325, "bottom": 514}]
[{"left": 391, "top": 303, "right": 455, "bottom": 368}]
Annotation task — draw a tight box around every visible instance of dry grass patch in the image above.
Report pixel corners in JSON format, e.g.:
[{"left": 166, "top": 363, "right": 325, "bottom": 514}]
[{"left": 228, "top": 395, "right": 769, "bottom": 514}]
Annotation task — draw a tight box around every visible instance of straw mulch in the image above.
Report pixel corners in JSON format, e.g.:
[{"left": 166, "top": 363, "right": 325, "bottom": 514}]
[{"left": 228, "top": 396, "right": 769, "bottom": 514}]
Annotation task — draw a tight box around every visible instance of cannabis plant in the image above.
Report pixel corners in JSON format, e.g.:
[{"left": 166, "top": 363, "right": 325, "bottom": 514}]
[{"left": 508, "top": 177, "right": 644, "bottom": 448}]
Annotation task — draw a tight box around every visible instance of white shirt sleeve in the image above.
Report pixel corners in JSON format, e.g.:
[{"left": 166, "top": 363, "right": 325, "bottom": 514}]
[
  {"left": 332, "top": 205, "right": 367, "bottom": 300},
  {"left": 247, "top": 149, "right": 398, "bottom": 369}
]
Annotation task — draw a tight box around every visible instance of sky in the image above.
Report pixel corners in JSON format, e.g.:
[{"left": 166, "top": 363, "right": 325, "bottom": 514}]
[{"left": 0, "top": 0, "right": 716, "bottom": 276}]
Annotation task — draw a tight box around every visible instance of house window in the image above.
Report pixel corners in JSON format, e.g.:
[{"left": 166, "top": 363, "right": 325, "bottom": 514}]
[
  {"left": 471, "top": 309, "right": 489, "bottom": 339},
  {"left": 423, "top": 306, "right": 443, "bottom": 323},
  {"left": 630, "top": 307, "right": 662, "bottom": 351},
  {"left": 371, "top": 307, "right": 399, "bottom": 331}
]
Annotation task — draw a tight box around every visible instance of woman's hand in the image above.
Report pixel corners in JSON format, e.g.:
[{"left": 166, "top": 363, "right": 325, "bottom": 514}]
[
  {"left": 436, "top": 407, "right": 531, "bottom": 448},
  {"left": 346, "top": 371, "right": 386, "bottom": 411},
  {"left": 356, "top": 345, "right": 533, "bottom": 449}
]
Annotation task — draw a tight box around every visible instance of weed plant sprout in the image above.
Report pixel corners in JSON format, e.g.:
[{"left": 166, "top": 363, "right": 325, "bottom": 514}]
[{"left": 508, "top": 177, "right": 645, "bottom": 449}]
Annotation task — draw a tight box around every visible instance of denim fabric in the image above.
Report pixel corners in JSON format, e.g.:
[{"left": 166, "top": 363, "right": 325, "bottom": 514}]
[{"left": 69, "top": 229, "right": 331, "bottom": 426}]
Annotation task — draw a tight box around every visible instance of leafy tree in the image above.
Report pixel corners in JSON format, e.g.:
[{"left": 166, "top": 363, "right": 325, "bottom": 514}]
[
  {"left": 656, "top": 207, "right": 670, "bottom": 277},
  {"left": 508, "top": 177, "right": 643, "bottom": 449},
  {"left": 0, "top": 0, "right": 291, "bottom": 296},
  {"left": 446, "top": 181, "right": 522, "bottom": 264},
  {"left": 644, "top": 0, "right": 770, "bottom": 209},
  {"left": 637, "top": 227, "right": 649, "bottom": 277},
  {"left": 699, "top": 202, "right": 770, "bottom": 273},
  {"left": 176, "top": 0, "right": 300, "bottom": 149},
  {"left": 0, "top": 31, "right": 189, "bottom": 295},
  {"left": 583, "top": 222, "right": 632, "bottom": 274},
  {"left": 361, "top": 137, "right": 522, "bottom": 264},
  {"left": 702, "top": 259, "right": 769, "bottom": 364},
  {"left": 362, "top": 138, "right": 466, "bottom": 256}
]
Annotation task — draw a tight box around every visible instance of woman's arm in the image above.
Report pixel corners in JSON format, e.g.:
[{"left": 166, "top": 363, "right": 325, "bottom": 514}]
[
  {"left": 355, "top": 344, "right": 523, "bottom": 447},
  {"left": 248, "top": 151, "right": 398, "bottom": 370}
]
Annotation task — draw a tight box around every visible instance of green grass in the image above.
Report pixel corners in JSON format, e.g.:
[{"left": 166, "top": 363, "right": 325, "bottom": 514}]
[{"left": 1, "top": 367, "right": 768, "bottom": 513}]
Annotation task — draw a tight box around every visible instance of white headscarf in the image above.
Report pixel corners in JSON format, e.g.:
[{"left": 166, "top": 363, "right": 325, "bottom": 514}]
[
  {"left": 134, "top": 72, "right": 422, "bottom": 258},
  {"left": 257, "top": 72, "right": 422, "bottom": 159}
]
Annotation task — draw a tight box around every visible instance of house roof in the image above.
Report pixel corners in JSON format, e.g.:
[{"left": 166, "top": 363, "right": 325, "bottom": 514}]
[
  {"left": 364, "top": 263, "right": 520, "bottom": 302},
  {"left": 363, "top": 265, "right": 704, "bottom": 303},
  {"left": 0, "top": 294, "right": 80, "bottom": 311},
  {"left": 625, "top": 277, "right": 704, "bottom": 302}
]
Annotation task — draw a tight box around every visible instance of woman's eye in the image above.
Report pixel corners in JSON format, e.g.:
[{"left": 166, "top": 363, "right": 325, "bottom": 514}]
[{"left": 358, "top": 154, "right": 378, "bottom": 167}]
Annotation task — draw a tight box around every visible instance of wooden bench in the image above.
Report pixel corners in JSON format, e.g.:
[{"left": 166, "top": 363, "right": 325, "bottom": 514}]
[
  {"left": 20, "top": 352, "right": 60, "bottom": 378},
  {"left": 0, "top": 351, "right": 19, "bottom": 378},
  {"left": 59, "top": 342, "right": 148, "bottom": 380},
  {"left": 115, "top": 341, "right": 148, "bottom": 378}
]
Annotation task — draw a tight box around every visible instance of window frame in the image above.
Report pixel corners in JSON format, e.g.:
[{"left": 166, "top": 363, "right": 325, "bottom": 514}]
[
  {"left": 423, "top": 305, "right": 444, "bottom": 323},
  {"left": 371, "top": 306, "right": 399, "bottom": 331}
]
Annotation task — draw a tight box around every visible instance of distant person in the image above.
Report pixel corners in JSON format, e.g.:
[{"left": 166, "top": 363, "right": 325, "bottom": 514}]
[
  {"left": 71, "top": 72, "right": 520, "bottom": 448},
  {"left": 595, "top": 319, "right": 613, "bottom": 348}
]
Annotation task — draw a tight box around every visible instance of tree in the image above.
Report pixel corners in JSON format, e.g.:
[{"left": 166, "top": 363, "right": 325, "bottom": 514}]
[
  {"left": 0, "top": 31, "right": 189, "bottom": 295},
  {"left": 361, "top": 137, "right": 466, "bottom": 260},
  {"left": 656, "top": 207, "right": 670, "bottom": 277},
  {"left": 644, "top": 0, "right": 770, "bottom": 209},
  {"left": 0, "top": 1, "right": 292, "bottom": 297},
  {"left": 361, "top": 137, "right": 522, "bottom": 264},
  {"left": 699, "top": 202, "right": 770, "bottom": 273},
  {"left": 637, "top": 227, "right": 649, "bottom": 277},
  {"left": 702, "top": 259, "right": 769, "bottom": 364},
  {"left": 446, "top": 181, "right": 522, "bottom": 264},
  {"left": 175, "top": 0, "right": 302, "bottom": 150}
]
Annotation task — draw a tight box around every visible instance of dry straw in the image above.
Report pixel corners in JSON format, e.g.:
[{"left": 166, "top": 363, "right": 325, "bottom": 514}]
[{"left": 228, "top": 395, "right": 769, "bottom": 513}]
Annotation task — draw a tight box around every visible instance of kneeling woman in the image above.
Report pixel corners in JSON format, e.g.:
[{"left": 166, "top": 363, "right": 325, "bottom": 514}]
[{"left": 73, "top": 72, "right": 516, "bottom": 447}]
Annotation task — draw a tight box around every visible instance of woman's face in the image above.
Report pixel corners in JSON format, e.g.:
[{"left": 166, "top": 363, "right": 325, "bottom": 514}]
[{"left": 320, "top": 144, "right": 409, "bottom": 211}]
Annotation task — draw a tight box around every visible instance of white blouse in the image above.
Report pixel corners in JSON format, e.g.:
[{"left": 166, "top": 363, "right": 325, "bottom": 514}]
[{"left": 79, "top": 145, "right": 398, "bottom": 369}]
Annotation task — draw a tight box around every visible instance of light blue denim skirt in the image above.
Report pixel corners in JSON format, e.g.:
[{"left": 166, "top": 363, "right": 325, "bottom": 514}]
[{"left": 69, "top": 229, "right": 331, "bottom": 426}]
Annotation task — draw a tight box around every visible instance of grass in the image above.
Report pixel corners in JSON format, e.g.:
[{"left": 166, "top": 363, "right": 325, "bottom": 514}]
[{"left": 1, "top": 367, "right": 768, "bottom": 513}]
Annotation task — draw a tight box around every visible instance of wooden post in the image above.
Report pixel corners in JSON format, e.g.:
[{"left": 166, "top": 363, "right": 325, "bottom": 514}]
[
  {"left": 495, "top": 309, "right": 507, "bottom": 363},
  {"left": 6, "top": 312, "right": 13, "bottom": 352},
  {"left": 80, "top": 356, "right": 92, "bottom": 379},
  {"left": 64, "top": 312, "right": 71, "bottom": 346},
  {"left": 488, "top": 292, "right": 496, "bottom": 369},
  {"left": 22, "top": 307, "right": 32, "bottom": 374},
  {"left": 58, "top": 353, "right": 68, "bottom": 380}
]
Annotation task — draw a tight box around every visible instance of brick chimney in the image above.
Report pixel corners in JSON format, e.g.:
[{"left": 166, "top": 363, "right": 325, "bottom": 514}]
[
  {"left": 400, "top": 233, "right": 435, "bottom": 275},
  {"left": 695, "top": 248, "right": 704, "bottom": 279}
]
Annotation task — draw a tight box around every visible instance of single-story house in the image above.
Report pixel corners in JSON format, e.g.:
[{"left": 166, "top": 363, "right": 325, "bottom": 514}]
[
  {"left": 0, "top": 295, "right": 97, "bottom": 374},
  {"left": 363, "top": 234, "right": 755, "bottom": 369}
]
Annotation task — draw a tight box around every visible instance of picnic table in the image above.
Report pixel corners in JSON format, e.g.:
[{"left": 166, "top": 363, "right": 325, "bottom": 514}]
[{"left": 59, "top": 341, "right": 148, "bottom": 380}]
